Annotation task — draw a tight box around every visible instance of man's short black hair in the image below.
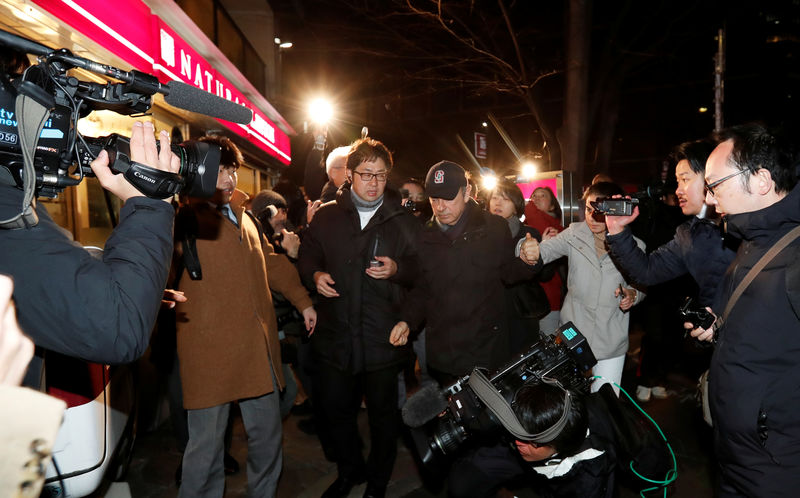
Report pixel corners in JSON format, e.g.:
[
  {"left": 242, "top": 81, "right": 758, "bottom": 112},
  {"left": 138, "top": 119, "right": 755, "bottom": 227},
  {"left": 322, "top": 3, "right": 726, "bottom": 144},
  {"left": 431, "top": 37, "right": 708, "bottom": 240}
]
[
  {"left": 671, "top": 139, "right": 715, "bottom": 175},
  {"left": 198, "top": 134, "right": 244, "bottom": 170},
  {"left": 513, "top": 382, "right": 588, "bottom": 457},
  {"left": 346, "top": 137, "right": 393, "bottom": 171},
  {"left": 715, "top": 123, "right": 798, "bottom": 194}
]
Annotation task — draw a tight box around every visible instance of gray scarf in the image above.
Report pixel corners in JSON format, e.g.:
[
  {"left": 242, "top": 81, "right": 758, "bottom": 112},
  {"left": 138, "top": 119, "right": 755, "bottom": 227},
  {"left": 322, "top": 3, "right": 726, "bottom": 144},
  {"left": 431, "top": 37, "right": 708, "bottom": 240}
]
[
  {"left": 506, "top": 216, "right": 521, "bottom": 237},
  {"left": 350, "top": 189, "right": 384, "bottom": 211}
]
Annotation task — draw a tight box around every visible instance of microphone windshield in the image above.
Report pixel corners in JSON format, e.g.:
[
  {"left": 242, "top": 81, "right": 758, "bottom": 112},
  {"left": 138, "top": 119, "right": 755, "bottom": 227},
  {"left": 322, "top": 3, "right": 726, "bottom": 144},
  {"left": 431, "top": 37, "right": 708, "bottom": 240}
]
[
  {"left": 164, "top": 81, "right": 253, "bottom": 125},
  {"left": 402, "top": 384, "right": 448, "bottom": 428}
]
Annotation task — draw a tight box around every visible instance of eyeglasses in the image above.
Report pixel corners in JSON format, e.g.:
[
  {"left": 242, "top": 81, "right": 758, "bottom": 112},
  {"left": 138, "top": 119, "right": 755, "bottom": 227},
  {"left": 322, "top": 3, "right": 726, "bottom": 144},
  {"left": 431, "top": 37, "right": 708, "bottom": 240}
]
[
  {"left": 704, "top": 169, "right": 747, "bottom": 197},
  {"left": 352, "top": 170, "right": 388, "bottom": 182}
]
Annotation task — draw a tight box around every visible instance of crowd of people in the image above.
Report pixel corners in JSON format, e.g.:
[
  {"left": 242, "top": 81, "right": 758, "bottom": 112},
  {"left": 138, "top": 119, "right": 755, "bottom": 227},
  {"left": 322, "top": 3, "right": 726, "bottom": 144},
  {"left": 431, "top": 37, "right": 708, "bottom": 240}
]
[{"left": 2, "top": 120, "right": 799, "bottom": 498}]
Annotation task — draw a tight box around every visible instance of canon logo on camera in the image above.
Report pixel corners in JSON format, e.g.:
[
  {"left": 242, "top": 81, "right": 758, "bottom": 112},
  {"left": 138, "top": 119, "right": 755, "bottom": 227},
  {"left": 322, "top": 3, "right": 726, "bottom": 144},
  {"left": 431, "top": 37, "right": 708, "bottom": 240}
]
[{"left": 133, "top": 171, "right": 156, "bottom": 184}]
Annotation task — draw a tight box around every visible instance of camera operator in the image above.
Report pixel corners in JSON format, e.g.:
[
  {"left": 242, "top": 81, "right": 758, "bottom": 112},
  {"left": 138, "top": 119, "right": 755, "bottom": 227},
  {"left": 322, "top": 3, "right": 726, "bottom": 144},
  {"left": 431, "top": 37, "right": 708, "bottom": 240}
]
[
  {"left": 604, "top": 139, "right": 737, "bottom": 310},
  {"left": 252, "top": 189, "right": 301, "bottom": 259},
  {"left": 448, "top": 381, "right": 617, "bottom": 498},
  {"left": 0, "top": 120, "right": 180, "bottom": 385}
]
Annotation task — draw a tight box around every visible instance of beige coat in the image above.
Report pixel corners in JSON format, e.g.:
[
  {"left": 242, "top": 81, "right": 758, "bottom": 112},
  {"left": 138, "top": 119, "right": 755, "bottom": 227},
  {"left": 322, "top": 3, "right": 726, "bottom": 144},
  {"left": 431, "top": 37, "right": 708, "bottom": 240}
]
[
  {"left": 539, "top": 221, "right": 645, "bottom": 360},
  {"left": 174, "top": 190, "right": 312, "bottom": 410}
]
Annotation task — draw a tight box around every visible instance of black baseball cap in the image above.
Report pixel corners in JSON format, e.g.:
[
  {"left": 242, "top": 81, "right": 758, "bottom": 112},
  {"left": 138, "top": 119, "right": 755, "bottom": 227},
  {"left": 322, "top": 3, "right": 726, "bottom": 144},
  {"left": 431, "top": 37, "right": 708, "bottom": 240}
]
[{"left": 425, "top": 160, "right": 467, "bottom": 200}]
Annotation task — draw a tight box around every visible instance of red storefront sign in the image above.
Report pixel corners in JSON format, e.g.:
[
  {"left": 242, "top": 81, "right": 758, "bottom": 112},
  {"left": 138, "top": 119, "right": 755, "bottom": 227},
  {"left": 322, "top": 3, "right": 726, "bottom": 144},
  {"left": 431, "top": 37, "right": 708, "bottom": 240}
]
[{"left": 31, "top": 0, "right": 291, "bottom": 165}]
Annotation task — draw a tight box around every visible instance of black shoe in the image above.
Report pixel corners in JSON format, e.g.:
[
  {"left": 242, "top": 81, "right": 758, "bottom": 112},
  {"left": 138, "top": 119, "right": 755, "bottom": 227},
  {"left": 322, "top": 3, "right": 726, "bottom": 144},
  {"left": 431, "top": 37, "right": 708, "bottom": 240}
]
[
  {"left": 321, "top": 474, "right": 366, "bottom": 498},
  {"left": 224, "top": 452, "right": 240, "bottom": 475},
  {"left": 363, "top": 483, "right": 387, "bottom": 498}
]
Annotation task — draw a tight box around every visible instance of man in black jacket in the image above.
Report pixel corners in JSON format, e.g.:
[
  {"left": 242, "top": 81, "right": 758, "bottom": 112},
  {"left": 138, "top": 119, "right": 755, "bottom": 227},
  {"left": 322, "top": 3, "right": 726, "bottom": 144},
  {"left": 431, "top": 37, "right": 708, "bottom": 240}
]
[
  {"left": 390, "top": 161, "right": 541, "bottom": 385},
  {"left": 298, "top": 137, "right": 419, "bottom": 498},
  {"left": 604, "top": 139, "right": 738, "bottom": 401},
  {"left": 0, "top": 121, "right": 179, "bottom": 385},
  {"left": 605, "top": 139, "right": 736, "bottom": 308},
  {"left": 690, "top": 124, "right": 800, "bottom": 497}
]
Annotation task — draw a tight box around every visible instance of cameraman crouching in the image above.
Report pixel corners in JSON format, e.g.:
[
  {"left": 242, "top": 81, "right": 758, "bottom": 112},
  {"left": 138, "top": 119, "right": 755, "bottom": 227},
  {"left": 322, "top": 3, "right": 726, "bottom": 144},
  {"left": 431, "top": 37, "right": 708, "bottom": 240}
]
[
  {"left": 448, "top": 382, "right": 617, "bottom": 498},
  {"left": 0, "top": 121, "right": 180, "bottom": 385}
]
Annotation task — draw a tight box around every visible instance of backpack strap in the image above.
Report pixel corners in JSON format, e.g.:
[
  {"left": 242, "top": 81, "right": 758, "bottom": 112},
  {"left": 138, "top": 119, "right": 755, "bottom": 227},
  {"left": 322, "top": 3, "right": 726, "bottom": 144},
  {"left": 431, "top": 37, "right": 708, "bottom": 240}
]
[{"left": 717, "top": 224, "right": 800, "bottom": 330}]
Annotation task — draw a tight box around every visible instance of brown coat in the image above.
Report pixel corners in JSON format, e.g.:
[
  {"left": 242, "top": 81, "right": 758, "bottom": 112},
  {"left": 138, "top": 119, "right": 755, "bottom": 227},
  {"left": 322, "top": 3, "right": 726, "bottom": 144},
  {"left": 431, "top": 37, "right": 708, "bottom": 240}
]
[{"left": 174, "top": 190, "right": 312, "bottom": 410}]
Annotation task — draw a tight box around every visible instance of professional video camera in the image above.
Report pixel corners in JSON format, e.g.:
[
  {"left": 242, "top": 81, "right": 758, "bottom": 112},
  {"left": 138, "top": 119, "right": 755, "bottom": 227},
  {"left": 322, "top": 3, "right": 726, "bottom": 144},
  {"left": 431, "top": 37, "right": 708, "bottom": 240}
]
[
  {"left": 590, "top": 185, "right": 666, "bottom": 216},
  {"left": 0, "top": 29, "right": 252, "bottom": 226},
  {"left": 402, "top": 322, "right": 597, "bottom": 466}
]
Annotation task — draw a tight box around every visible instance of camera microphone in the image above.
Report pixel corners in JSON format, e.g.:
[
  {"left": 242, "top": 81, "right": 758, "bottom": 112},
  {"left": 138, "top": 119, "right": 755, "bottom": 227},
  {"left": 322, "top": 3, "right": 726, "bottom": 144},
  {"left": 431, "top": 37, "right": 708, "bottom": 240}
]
[
  {"left": 402, "top": 384, "right": 448, "bottom": 428},
  {"left": 163, "top": 81, "right": 253, "bottom": 125},
  {"left": 49, "top": 50, "right": 253, "bottom": 125}
]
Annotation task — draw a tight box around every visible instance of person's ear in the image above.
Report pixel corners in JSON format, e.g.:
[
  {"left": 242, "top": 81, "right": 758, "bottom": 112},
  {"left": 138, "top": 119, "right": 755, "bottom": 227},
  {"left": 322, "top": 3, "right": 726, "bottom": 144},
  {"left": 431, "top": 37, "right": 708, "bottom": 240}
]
[
  {"left": 345, "top": 169, "right": 353, "bottom": 183},
  {"left": 464, "top": 183, "right": 472, "bottom": 199},
  {"left": 755, "top": 168, "right": 774, "bottom": 195}
]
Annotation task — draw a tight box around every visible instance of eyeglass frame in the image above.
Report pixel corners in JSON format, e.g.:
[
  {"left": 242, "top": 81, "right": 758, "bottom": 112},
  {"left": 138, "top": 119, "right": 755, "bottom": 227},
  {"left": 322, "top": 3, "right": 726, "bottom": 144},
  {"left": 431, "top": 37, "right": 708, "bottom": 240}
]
[
  {"left": 351, "top": 170, "right": 389, "bottom": 183},
  {"left": 704, "top": 169, "right": 747, "bottom": 197}
]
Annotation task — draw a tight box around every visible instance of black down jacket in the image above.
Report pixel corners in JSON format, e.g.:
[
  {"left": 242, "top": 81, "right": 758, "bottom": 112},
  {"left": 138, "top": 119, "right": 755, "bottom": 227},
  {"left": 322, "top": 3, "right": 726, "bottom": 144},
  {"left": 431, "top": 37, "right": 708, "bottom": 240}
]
[
  {"left": 403, "top": 200, "right": 541, "bottom": 377},
  {"left": 298, "top": 184, "right": 419, "bottom": 373}
]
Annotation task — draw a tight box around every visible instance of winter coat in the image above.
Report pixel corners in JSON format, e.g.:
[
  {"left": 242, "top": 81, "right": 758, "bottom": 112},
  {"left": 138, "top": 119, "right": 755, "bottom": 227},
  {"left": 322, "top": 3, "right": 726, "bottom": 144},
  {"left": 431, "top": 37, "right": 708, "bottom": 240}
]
[
  {"left": 505, "top": 223, "right": 548, "bottom": 353},
  {"left": 174, "top": 190, "right": 311, "bottom": 410},
  {"left": 0, "top": 184, "right": 174, "bottom": 386},
  {"left": 606, "top": 216, "right": 737, "bottom": 307},
  {"left": 297, "top": 184, "right": 419, "bottom": 373},
  {"left": 524, "top": 202, "right": 566, "bottom": 311},
  {"left": 403, "top": 200, "right": 542, "bottom": 376},
  {"left": 709, "top": 186, "right": 800, "bottom": 496},
  {"left": 539, "top": 221, "right": 645, "bottom": 360}
]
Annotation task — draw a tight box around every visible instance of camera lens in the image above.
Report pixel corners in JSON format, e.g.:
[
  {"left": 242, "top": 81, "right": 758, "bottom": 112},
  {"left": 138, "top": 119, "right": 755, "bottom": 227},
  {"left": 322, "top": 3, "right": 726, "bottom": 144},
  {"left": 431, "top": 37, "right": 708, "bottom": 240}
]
[{"left": 173, "top": 140, "right": 220, "bottom": 198}]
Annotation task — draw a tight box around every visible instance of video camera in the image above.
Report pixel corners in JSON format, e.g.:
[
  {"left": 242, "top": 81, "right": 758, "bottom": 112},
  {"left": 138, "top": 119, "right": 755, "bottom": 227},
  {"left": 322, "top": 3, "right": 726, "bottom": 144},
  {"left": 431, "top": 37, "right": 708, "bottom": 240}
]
[
  {"left": 399, "top": 188, "right": 418, "bottom": 214},
  {"left": 0, "top": 29, "right": 252, "bottom": 208},
  {"left": 590, "top": 185, "right": 666, "bottom": 216},
  {"left": 402, "top": 323, "right": 596, "bottom": 466}
]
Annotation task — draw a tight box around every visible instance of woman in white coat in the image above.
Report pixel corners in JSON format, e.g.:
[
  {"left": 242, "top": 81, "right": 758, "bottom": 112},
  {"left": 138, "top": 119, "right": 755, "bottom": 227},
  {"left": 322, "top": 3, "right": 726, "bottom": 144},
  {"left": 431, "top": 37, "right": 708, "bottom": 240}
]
[{"left": 539, "top": 182, "right": 645, "bottom": 393}]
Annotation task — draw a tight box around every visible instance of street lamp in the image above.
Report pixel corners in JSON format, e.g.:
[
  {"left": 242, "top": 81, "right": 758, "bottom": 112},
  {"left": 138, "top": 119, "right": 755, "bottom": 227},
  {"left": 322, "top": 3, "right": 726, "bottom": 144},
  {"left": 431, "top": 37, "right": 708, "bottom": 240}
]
[
  {"left": 480, "top": 167, "right": 497, "bottom": 191},
  {"left": 521, "top": 161, "right": 537, "bottom": 179},
  {"left": 308, "top": 97, "right": 334, "bottom": 126},
  {"left": 274, "top": 37, "right": 293, "bottom": 96}
]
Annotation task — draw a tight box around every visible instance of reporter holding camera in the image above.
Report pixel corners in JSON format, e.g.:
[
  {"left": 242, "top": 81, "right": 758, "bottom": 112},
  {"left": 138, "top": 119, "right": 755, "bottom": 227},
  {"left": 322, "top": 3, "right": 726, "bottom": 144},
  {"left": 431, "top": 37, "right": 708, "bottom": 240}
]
[
  {"left": 0, "top": 121, "right": 180, "bottom": 384},
  {"left": 528, "top": 182, "right": 646, "bottom": 393},
  {"left": 448, "top": 381, "right": 618, "bottom": 498},
  {"left": 604, "top": 140, "right": 736, "bottom": 310}
]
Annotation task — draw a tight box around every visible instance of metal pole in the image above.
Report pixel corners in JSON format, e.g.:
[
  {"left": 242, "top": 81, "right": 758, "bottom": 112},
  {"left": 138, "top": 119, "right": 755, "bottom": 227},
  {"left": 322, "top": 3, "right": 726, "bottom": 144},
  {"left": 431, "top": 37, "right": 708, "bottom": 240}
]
[
  {"left": 487, "top": 112, "right": 522, "bottom": 161},
  {"left": 714, "top": 28, "right": 725, "bottom": 132}
]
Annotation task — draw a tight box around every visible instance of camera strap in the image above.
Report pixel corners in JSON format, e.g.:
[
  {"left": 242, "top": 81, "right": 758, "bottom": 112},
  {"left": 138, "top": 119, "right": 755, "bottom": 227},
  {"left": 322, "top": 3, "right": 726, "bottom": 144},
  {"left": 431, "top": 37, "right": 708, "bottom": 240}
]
[
  {"left": 0, "top": 92, "right": 46, "bottom": 229},
  {"left": 468, "top": 369, "right": 571, "bottom": 444}
]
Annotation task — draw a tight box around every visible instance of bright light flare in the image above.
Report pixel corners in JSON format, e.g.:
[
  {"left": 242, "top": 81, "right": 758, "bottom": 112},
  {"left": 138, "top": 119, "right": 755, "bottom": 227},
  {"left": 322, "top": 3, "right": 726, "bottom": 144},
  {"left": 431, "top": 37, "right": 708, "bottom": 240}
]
[
  {"left": 308, "top": 98, "right": 334, "bottom": 125},
  {"left": 481, "top": 173, "right": 498, "bottom": 191},
  {"left": 521, "top": 161, "right": 537, "bottom": 179}
]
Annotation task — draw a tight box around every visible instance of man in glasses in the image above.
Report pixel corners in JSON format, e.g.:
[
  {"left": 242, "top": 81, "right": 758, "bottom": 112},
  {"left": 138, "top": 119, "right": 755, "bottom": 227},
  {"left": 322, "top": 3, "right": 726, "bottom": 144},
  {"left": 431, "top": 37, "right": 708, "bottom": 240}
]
[
  {"left": 603, "top": 140, "right": 738, "bottom": 400},
  {"left": 689, "top": 123, "right": 800, "bottom": 497},
  {"left": 298, "top": 137, "right": 420, "bottom": 498}
]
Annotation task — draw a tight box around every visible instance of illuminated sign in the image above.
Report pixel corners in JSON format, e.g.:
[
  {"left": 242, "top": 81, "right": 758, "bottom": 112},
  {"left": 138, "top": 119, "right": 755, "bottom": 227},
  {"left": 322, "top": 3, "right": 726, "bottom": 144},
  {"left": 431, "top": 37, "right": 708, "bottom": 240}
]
[{"left": 32, "top": 0, "right": 291, "bottom": 164}]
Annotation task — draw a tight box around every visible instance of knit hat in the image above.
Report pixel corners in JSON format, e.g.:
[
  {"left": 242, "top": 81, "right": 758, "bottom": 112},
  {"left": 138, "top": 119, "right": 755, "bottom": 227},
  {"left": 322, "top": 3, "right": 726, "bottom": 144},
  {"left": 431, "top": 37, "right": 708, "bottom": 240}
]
[{"left": 425, "top": 160, "right": 467, "bottom": 200}]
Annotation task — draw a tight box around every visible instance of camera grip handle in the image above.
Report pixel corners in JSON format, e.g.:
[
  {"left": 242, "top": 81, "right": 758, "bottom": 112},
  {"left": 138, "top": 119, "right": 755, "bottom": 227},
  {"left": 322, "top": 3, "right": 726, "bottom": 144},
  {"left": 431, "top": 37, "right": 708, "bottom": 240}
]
[{"left": 123, "top": 161, "right": 184, "bottom": 199}]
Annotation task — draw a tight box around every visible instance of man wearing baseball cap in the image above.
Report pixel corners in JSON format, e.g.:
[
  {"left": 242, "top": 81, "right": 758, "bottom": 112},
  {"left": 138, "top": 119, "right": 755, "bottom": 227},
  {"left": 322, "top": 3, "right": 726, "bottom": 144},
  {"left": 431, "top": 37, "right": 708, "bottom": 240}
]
[{"left": 388, "top": 160, "right": 542, "bottom": 385}]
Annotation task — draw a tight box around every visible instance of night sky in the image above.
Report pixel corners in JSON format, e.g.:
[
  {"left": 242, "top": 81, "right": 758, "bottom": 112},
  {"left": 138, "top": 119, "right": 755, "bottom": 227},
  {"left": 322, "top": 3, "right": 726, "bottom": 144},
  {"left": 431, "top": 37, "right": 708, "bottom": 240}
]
[{"left": 272, "top": 1, "right": 798, "bottom": 190}]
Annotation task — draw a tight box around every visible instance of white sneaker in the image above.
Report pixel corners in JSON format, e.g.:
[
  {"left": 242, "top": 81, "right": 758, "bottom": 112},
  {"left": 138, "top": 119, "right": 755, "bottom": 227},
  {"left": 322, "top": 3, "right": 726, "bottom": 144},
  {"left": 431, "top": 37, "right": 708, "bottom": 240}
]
[
  {"left": 635, "top": 385, "right": 651, "bottom": 402},
  {"left": 651, "top": 386, "right": 669, "bottom": 399}
]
